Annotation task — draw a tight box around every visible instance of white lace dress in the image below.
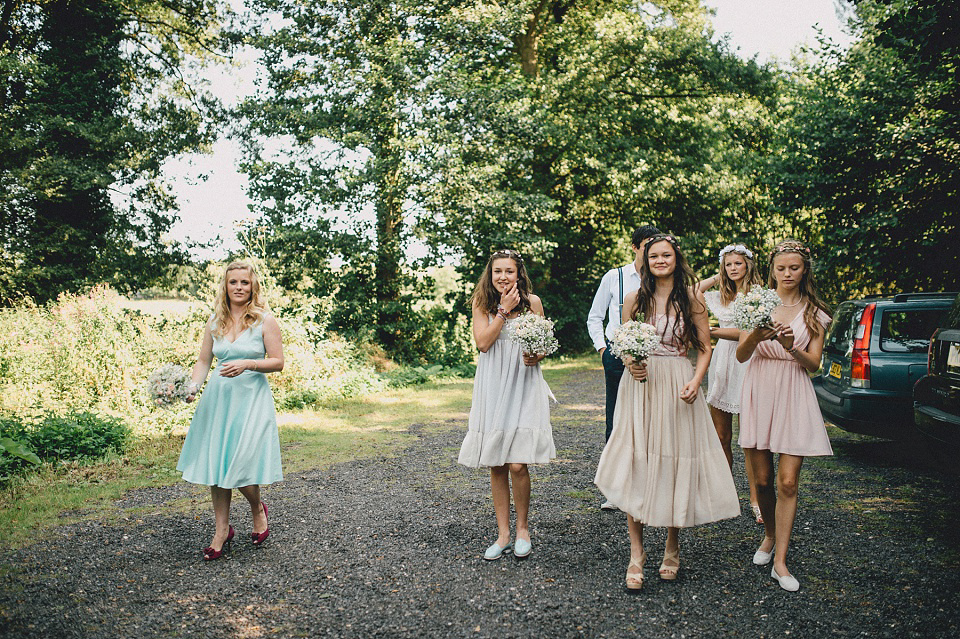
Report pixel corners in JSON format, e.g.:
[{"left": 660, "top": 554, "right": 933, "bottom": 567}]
[{"left": 704, "top": 290, "right": 748, "bottom": 414}]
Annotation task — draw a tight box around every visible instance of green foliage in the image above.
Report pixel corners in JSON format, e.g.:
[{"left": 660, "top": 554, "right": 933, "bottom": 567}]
[
  {"left": 417, "top": 1, "right": 780, "bottom": 349},
  {"left": 27, "top": 412, "right": 130, "bottom": 462},
  {"left": 774, "top": 0, "right": 960, "bottom": 300},
  {"left": 0, "top": 0, "right": 230, "bottom": 303},
  {"left": 0, "top": 415, "right": 40, "bottom": 484},
  {"left": 0, "top": 287, "right": 390, "bottom": 436}
]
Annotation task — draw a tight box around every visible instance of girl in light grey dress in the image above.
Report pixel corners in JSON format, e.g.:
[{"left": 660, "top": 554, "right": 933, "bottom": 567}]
[{"left": 458, "top": 249, "right": 555, "bottom": 561}]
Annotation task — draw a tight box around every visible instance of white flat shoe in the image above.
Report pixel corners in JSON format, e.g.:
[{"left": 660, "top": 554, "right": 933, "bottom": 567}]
[
  {"left": 601, "top": 500, "right": 618, "bottom": 511},
  {"left": 753, "top": 540, "right": 774, "bottom": 565},
  {"left": 771, "top": 566, "right": 800, "bottom": 592}
]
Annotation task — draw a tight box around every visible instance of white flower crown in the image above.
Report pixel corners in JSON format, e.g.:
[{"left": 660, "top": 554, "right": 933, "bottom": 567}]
[{"left": 719, "top": 244, "right": 753, "bottom": 263}]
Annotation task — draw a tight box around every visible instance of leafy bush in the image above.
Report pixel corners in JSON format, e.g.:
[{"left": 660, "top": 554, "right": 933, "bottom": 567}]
[
  {"left": 380, "top": 363, "right": 476, "bottom": 388},
  {"left": 0, "top": 415, "right": 40, "bottom": 484},
  {"left": 0, "top": 287, "right": 388, "bottom": 435},
  {"left": 28, "top": 412, "right": 130, "bottom": 462}
]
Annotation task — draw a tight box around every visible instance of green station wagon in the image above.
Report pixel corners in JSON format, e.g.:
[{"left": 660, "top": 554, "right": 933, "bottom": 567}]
[{"left": 814, "top": 292, "right": 956, "bottom": 439}]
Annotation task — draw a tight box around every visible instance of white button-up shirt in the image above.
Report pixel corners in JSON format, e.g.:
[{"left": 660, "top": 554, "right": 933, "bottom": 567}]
[{"left": 586, "top": 262, "right": 643, "bottom": 351}]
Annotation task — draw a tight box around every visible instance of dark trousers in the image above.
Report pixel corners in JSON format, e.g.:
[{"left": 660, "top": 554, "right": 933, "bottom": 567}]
[{"left": 602, "top": 346, "right": 625, "bottom": 442}]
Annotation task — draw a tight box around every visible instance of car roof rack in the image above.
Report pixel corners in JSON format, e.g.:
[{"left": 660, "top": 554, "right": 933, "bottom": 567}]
[{"left": 892, "top": 292, "right": 959, "bottom": 302}]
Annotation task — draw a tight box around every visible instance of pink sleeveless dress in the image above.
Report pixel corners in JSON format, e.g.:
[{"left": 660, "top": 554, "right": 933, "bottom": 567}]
[
  {"left": 738, "top": 306, "right": 833, "bottom": 456},
  {"left": 594, "top": 313, "right": 740, "bottom": 527}
]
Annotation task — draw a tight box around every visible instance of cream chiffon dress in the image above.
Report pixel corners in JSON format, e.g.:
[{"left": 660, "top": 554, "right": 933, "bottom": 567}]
[
  {"left": 458, "top": 315, "right": 556, "bottom": 468},
  {"left": 594, "top": 313, "right": 740, "bottom": 527}
]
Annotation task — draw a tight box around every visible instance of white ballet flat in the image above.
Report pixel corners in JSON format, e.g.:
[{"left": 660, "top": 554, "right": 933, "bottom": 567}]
[
  {"left": 753, "top": 540, "right": 774, "bottom": 565},
  {"left": 771, "top": 566, "right": 800, "bottom": 592}
]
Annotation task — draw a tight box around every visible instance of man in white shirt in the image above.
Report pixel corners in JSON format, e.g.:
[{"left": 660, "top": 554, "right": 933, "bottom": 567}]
[{"left": 586, "top": 225, "right": 660, "bottom": 510}]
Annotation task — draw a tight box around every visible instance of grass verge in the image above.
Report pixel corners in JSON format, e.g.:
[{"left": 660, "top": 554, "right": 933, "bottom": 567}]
[{"left": 0, "top": 354, "right": 596, "bottom": 550}]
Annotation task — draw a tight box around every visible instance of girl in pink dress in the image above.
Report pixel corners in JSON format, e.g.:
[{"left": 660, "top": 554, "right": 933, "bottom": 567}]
[{"left": 737, "top": 240, "right": 832, "bottom": 592}]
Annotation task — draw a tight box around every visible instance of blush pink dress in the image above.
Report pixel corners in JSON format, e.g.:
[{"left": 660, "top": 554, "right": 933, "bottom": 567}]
[{"left": 738, "top": 306, "right": 833, "bottom": 456}]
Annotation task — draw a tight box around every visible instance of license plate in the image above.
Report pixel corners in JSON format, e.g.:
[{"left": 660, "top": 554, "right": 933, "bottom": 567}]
[
  {"left": 829, "top": 362, "right": 842, "bottom": 379},
  {"left": 948, "top": 343, "right": 960, "bottom": 372}
]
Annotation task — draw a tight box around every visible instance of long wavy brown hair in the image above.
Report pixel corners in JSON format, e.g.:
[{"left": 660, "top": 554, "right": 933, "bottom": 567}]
[
  {"left": 212, "top": 261, "right": 268, "bottom": 338},
  {"left": 631, "top": 235, "right": 705, "bottom": 351},
  {"left": 470, "top": 249, "right": 534, "bottom": 314},
  {"left": 719, "top": 247, "right": 762, "bottom": 304},
  {"left": 767, "top": 240, "right": 832, "bottom": 338}
]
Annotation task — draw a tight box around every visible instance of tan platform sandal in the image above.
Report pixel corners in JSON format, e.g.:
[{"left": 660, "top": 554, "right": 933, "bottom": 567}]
[
  {"left": 659, "top": 548, "right": 680, "bottom": 581},
  {"left": 625, "top": 551, "right": 647, "bottom": 591}
]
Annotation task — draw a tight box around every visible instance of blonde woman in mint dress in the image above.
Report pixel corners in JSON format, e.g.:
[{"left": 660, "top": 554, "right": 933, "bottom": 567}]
[{"left": 177, "top": 261, "right": 284, "bottom": 561}]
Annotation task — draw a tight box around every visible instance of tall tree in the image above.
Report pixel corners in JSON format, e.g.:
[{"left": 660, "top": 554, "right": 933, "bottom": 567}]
[
  {"left": 775, "top": 0, "right": 960, "bottom": 298},
  {"left": 0, "top": 0, "right": 228, "bottom": 303},
  {"left": 420, "top": 0, "right": 776, "bottom": 349},
  {"left": 238, "top": 0, "right": 435, "bottom": 356}
]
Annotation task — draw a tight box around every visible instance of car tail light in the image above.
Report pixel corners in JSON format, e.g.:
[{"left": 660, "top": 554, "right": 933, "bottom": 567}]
[
  {"left": 928, "top": 329, "right": 938, "bottom": 374},
  {"left": 851, "top": 303, "right": 875, "bottom": 388}
]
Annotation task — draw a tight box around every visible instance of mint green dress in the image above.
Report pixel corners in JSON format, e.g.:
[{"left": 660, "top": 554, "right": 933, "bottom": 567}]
[{"left": 177, "top": 320, "right": 283, "bottom": 488}]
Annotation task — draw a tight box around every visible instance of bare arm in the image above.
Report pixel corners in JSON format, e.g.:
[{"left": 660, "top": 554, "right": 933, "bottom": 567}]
[
  {"left": 187, "top": 324, "right": 215, "bottom": 399},
  {"left": 774, "top": 322, "right": 826, "bottom": 374},
  {"left": 696, "top": 272, "right": 721, "bottom": 295},
  {"left": 473, "top": 283, "right": 521, "bottom": 352},
  {"left": 620, "top": 291, "right": 647, "bottom": 381},
  {"left": 711, "top": 327, "right": 743, "bottom": 341},
  {"left": 680, "top": 289, "right": 712, "bottom": 403},
  {"left": 522, "top": 295, "right": 547, "bottom": 367},
  {"left": 737, "top": 324, "right": 777, "bottom": 363}
]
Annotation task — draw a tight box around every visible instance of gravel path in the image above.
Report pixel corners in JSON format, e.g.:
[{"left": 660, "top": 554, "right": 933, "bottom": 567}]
[{"left": 2, "top": 367, "right": 959, "bottom": 638}]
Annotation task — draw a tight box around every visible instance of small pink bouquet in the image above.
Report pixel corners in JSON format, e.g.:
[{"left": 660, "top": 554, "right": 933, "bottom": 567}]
[{"left": 145, "top": 364, "right": 195, "bottom": 407}]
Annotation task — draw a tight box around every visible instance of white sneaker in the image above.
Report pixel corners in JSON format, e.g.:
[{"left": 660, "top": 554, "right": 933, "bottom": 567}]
[{"left": 601, "top": 500, "right": 618, "bottom": 511}]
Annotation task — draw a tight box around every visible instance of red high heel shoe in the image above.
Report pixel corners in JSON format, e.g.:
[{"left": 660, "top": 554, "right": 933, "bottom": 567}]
[
  {"left": 203, "top": 525, "right": 234, "bottom": 561},
  {"left": 251, "top": 502, "right": 269, "bottom": 546}
]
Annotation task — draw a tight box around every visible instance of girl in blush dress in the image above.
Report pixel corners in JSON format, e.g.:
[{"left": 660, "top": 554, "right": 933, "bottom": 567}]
[
  {"left": 458, "top": 249, "right": 556, "bottom": 561},
  {"left": 177, "top": 261, "right": 283, "bottom": 561},
  {"left": 737, "top": 240, "right": 832, "bottom": 591},
  {"left": 697, "top": 244, "right": 764, "bottom": 523},
  {"left": 595, "top": 235, "right": 740, "bottom": 591}
]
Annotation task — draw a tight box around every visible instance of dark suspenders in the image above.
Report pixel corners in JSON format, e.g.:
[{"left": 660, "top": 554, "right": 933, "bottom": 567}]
[{"left": 617, "top": 266, "right": 624, "bottom": 313}]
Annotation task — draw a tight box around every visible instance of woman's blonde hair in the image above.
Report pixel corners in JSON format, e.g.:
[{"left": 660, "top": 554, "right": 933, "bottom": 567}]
[
  {"left": 718, "top": 247, "right": 761, "bottom": 304},
  {"left": 212, "top": 261, "right": 268, "bottom": 337}
]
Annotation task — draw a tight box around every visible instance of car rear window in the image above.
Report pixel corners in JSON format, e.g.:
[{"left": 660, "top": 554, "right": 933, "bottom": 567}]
[
  {"left": 944, "top": 295, "right": 960, "bottom": 330},
  {"left": 824, "top": 303, "right": 858, "bottom": 353},
  {"left": 879, "top": 309, "right": 947, "bottom": 353}
]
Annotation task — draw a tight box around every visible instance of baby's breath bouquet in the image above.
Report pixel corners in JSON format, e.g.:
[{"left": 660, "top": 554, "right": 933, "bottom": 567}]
[
  {"left": 145, "top": 363, "right": 194, "bottom": 408},
  {"left": 512, "top": 313, "right": 560, "bottom": 357},
  {"left": 610, "top": 320, "right": 661, "bottom": 383},
  {"left": 732, "top": 287, "right": 782, "bottom": 330}
]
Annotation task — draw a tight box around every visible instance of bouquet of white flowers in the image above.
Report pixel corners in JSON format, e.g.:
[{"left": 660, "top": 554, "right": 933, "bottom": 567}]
[
  {"left": 512, "top": 312, "right": 560, "bottom": 357},
  {"left": 732, "top": 286, "right": 782, "bottom": 330},
  {"left": 145, "top": 363, "right": 195, "bottom": 407},
  {"left": 609, "top": 320, "right": 661, "bottom": 383}
]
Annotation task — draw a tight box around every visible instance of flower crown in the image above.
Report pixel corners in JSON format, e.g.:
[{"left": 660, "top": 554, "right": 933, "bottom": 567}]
[
  {"left": 492, "top": 248, "right": 523, "bottom": 263},
  {"left": 769, "top": 241, "right": 812, "bottom": 261},
  {"left": 646, "top": 233, "right": 679, "bottom": 248},
  {"left": 719, "top": 244, "right": 753, "bottom": 263}
]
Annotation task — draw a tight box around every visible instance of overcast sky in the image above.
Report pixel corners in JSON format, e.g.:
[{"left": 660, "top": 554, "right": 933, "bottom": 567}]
[{"left": 163, "top": 0, "right": 855, "bottom": 259}]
